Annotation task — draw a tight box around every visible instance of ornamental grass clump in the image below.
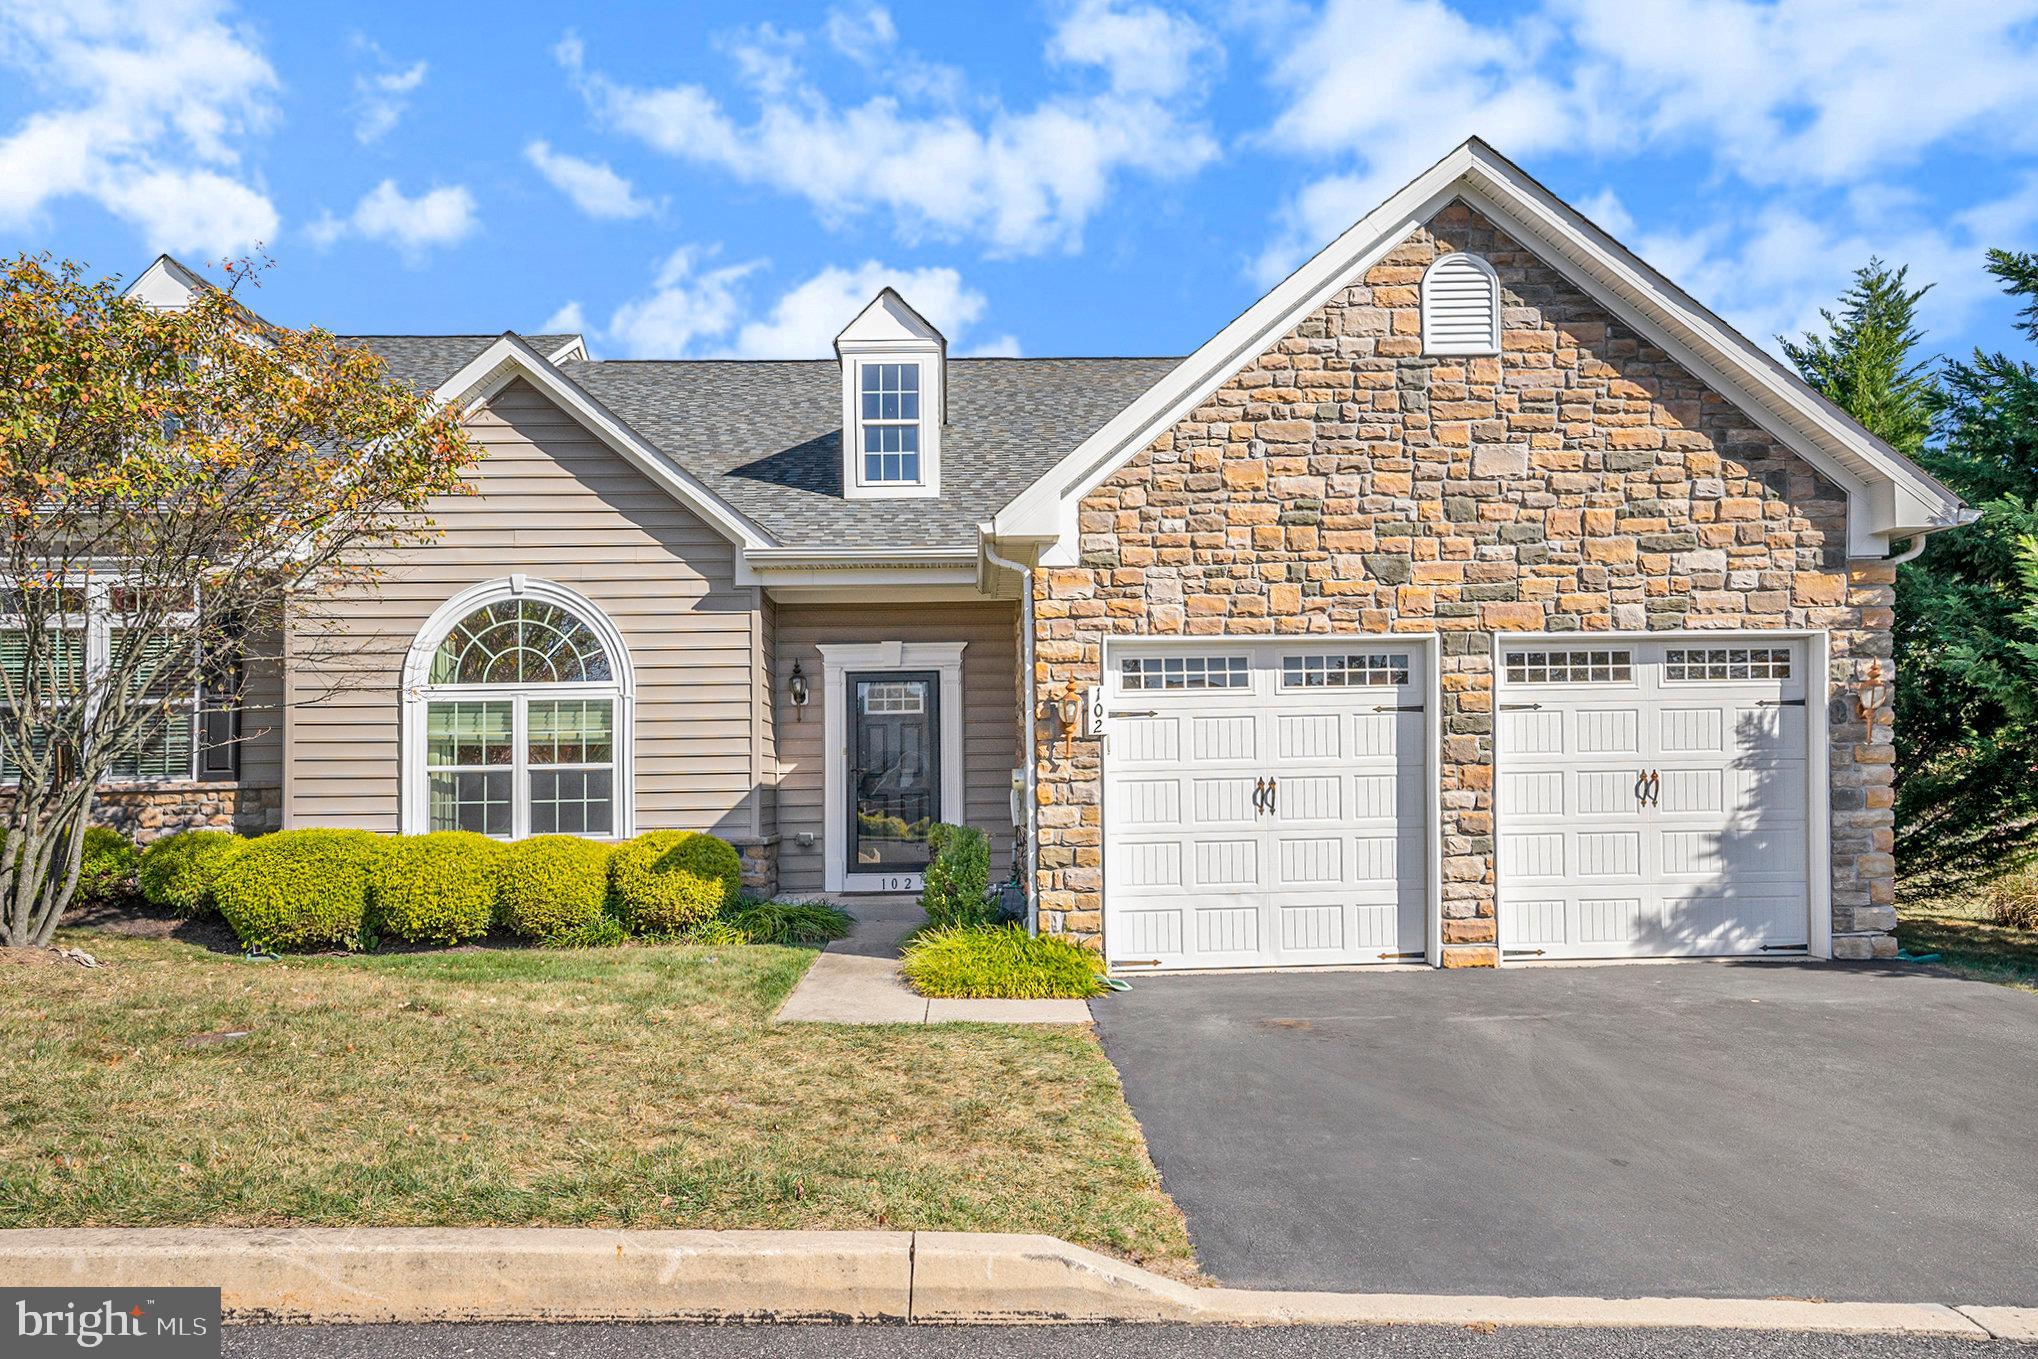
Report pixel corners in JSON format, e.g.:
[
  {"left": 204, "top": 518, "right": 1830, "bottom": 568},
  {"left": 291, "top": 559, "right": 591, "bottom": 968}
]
[
  {"left": 1985, "top": 863, "right": 2038, "bottom": 931},
  {"left": 136, "top": 829, "right": 244, "bottom": 918},
  {"left": 901, "top": 923, "right": 1108, "bottom": 1000},
  {"left": 371, "top": 831, "right": 505, "bottom": 945},
  {"left": 725, "top": 899, "right": 854, "bottom": 946},
  {"left": 211, "top": 828, "right": 387, "bottom": 952},
  {"left": 610, "top": 830, "right": 741, "bottom": 936},
  {"left": 495, "top": 835, "right": 615, "bottom": 943}
]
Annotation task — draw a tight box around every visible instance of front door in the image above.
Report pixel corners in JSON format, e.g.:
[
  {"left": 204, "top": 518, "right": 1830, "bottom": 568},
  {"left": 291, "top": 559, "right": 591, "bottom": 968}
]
[{"left": 847, "top": 671, "right": 941, "bottom": 886}]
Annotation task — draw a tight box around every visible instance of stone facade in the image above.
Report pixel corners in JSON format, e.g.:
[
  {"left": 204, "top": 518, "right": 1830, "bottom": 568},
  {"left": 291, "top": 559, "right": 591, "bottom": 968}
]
[
  {"left": 1031, "top": 201, "right": 1898, "bottom": 964},
  {"left": 90, "top": 782, "right": 282, "bottom": 842},
  {"left": 735, "top": 837, "right": 780, "bottom": 899}
]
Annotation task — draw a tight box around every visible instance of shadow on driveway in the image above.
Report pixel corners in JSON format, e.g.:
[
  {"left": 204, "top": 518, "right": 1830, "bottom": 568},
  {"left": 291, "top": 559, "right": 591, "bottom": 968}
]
[{"left": 1090, "top": 961, "right": 2038, "bottom": 1304}]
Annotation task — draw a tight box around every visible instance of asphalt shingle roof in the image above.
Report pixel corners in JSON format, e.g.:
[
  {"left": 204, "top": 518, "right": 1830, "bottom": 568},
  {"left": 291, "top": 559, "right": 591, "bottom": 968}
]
[
  {"left": 340, "top": 334, "right": 581, "bottom": 392},
  {"left": 560, "top": 357, "right": 1177, "bottom": 548},
  {"left": 345, "top": 336, "right": 1177, "bottom": 549}
]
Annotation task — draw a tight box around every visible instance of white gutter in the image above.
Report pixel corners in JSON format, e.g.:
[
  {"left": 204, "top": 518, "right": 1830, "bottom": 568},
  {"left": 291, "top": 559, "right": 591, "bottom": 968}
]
[{"left": 981, "top": 533, "right": 1039, "bottom": 934}]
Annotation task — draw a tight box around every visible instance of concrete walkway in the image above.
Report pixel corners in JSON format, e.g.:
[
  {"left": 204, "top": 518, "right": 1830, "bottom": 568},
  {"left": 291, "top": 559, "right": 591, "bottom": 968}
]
[{"left": 775, "top": 896, "right": 1093, "bottom": 1026}]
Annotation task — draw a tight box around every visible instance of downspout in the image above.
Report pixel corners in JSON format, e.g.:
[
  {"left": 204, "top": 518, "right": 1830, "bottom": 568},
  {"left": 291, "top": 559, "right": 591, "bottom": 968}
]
[
  {"left": 1883, "top": 535, "right": 1929, "bottom": 566},
  {"left": 981, "top": 535, "right": 1039, "bottom": 935}
]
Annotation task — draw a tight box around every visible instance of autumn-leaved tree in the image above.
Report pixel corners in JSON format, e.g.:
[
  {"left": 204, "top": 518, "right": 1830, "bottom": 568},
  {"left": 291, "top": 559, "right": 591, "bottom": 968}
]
[{"left": 0, "top": 255, "right": 472, "bottom": 948}]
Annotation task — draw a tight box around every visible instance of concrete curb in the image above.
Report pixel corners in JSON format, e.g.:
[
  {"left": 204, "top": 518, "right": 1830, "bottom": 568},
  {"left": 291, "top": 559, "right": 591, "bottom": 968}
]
[{"left": 0, "top": 1229, "right": 2022, "bottom": 1337}]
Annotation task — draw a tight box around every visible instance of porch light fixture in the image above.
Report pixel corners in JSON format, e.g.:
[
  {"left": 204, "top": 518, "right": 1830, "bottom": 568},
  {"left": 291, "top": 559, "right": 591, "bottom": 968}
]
[{"left": 788, "top": 661, "right": 810, "bottom": 718}]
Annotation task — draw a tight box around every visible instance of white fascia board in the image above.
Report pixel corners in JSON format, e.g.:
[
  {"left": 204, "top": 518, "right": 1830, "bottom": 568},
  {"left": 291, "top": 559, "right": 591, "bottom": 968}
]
[
  {"left": 736, "top": 545, "right": 982, "bottom": 591},
  {"left": 992, "top": 137, "right": 1968, "bottom": 563},
  {"left": 433, "top": 334, "right": 773, "bottom": 551}
]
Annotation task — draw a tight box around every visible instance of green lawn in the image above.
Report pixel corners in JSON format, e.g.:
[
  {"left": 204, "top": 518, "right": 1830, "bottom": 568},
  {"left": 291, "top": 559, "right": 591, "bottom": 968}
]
[
  {"left": 1897, "top": 895, "right": 2038, "bottom": 992},
  {"left": 1896, "top": 792, "right": 2038, "bottom": 993},
  {"left": 0, "top": 932, "right": 1194, "bottom": 1276}
]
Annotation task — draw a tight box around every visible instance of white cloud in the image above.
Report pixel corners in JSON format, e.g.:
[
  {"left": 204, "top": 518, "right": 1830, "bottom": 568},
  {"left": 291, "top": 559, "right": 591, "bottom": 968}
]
[
  {"left": 557, "top": 4, "right": 1220, "bottom": 256},
  {"left": 606, "top": 248, "right": 765, "bottom": 358},
  {"left": 524, "top": 140, "right": 657, "bottom": 220},
  {"left": 0, "top": 0, "right": 278, "bottom": 254},
  {"left": 824, "top": 3, "right": 896, "bottom": 60},
  {"left": 540, "top": 300, "right": 588, "bottom": 334},
  {"left": 1622, "top": 175, "right": 2038, "bottom": 359},
  {"left": 1248, "top": 0, "right": 2038, "bottom": 283},
  {"left": 599, "top": 250, "right": 1009, "bottom": 360},
  {"left": 307, "top": 179, "right": 477, "bottom": 256},
  {"left": 1047, "top": 0, "right": 1223, "bottom": 99},
  {"left": 351, "top": 42, "right": 427, "bottom": 145}
]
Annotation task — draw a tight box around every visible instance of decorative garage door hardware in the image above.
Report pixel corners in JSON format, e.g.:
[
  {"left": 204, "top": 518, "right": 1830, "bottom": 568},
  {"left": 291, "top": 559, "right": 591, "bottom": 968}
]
[
  {"left": 1498, "top": 638, "right": 1811, "bottom": 961},
  {"left": 1102, "top": 646, "right": 1428, "bottom": 971}
]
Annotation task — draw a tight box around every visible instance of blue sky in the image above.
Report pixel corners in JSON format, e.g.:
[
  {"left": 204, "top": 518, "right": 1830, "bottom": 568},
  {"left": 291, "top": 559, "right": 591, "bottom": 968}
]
[{"left": 3, "top": 0, "right": 2036, "bottom": 368}]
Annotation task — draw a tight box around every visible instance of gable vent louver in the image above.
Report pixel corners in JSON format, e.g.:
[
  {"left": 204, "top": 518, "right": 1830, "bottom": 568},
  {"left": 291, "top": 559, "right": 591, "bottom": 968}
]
[{"left": 1421, "top": 252, "right": 1501, "bottom": 356}]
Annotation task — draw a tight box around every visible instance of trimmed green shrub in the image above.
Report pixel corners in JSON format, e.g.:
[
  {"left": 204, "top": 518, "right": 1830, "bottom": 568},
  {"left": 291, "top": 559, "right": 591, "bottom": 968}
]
[
  {"left": 136, "top": 829, "right": 244, "bottom": 918},
  {"left": 76, "top": 825, "right": 139, "bottom": 904},
  {"left": 919, "top": 823, "right": 994, "bottom": 929},
  {"left": 609, "top": 830, "right": 741, "bottom": 935},
  {"left": 901, "top": 923, "right": 1107, "bottom": 999},
  {"left": 1985, "top": 864, "right": 2038, "bottom": 931},
  {"left": 726, "top": 899, "right": 854, "bottom": 945},
  {"left": 371, "top": 831, "right": 505, "bottom": 945},
  {"left": 212, "top": 828, "right": 387, "bottom": 952},
  {"left": 496, "top": 835, "right": 615, "bottom": 943}
]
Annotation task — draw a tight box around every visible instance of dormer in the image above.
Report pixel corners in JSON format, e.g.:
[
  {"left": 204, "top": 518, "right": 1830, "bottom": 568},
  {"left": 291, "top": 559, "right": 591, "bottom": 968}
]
[{"left": 834, "top": 288, "right": 945, "bottom": 500}]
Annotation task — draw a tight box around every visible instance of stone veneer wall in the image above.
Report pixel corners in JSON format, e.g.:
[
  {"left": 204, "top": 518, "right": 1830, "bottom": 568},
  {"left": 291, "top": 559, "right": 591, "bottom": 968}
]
[
  {"left": 90, "top": 783, "right": 282, "bottom": 842},
  {"left": 1031, "top": 201, "right": 1898, "bottom": 965}
]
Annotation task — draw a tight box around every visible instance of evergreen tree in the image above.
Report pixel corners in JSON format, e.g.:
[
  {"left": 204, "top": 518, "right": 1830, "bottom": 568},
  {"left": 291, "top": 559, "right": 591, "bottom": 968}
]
[{"left": 1781, "top": 258, "right": 1937, "bottom": 455}]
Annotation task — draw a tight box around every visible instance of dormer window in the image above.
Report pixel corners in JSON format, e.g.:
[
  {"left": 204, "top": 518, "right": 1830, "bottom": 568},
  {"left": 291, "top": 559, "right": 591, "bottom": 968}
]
[
  {"left": 859, "top": 362, "right": 922, "bottom": 485},
  {"left": 835, "top": 288, "right": 944, "bottom": 500}
]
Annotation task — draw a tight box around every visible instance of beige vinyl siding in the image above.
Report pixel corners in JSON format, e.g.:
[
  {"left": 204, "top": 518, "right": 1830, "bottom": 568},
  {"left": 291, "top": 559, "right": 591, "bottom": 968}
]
[
  {"left": 284, "top": 377, "right": 761, "bottom": 838},
  {"left": 773, "top": 601, "right": 1020, "bottom": 897}
]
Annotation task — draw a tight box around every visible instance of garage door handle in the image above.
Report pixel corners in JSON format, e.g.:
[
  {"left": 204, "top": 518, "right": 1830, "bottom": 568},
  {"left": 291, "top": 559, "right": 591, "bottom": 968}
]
[
  {"left": 1254, "top": 777, "right": 1268, "bottom": 813},
  {"left": 1647, "top": 770, "right": 1660, "bottom": 806},
  {"left": 1267, "top": 777, "right": 1277, "bottom": 813}
]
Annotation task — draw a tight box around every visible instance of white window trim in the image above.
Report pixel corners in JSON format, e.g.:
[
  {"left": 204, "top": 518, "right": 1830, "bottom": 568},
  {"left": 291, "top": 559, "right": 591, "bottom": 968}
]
[
  {"left": 0, "top": 576, "right": 207, "bottom": 785},
  {"left": 399, "top": 576, "right": 636, "bottom": 839},
  {"left": 840, "top": 354, "right": 942, "bottom": 501},
  {"left": 1421, "top": 251, "right": 1502, "bottom": 356},
  {"left": 818, "top": 640, "right": 965, "bottom": 893}
]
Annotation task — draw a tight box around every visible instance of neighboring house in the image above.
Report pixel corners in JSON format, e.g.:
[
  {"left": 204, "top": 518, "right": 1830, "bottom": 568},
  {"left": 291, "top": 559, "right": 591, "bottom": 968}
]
[{"left": 111, "top": 140, "right": 1967, "bottom": 968}]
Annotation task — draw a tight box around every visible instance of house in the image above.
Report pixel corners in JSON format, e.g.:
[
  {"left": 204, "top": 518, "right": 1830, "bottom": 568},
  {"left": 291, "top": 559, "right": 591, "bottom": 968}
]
[{"left": 112, "top": 140, "right": 1968, "bottom": 969}]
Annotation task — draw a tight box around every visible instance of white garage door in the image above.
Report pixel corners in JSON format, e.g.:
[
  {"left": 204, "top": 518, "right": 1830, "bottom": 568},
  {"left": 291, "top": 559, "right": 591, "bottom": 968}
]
[
  {"left": 1102, "top": 645, "right": 1427, "bottom": 971},
  {"left": 1497, "top": 640, "right": 1811, "bottom": 960}
]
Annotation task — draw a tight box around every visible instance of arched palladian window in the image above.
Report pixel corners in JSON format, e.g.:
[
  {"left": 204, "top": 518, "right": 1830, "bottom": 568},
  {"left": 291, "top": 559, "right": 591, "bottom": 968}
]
[
  {"left": 1421, "top": 251, "right": 1501, "bottom": 356},
  {"left": 401, "top": 579, "right": 633, "bottom": 839}
]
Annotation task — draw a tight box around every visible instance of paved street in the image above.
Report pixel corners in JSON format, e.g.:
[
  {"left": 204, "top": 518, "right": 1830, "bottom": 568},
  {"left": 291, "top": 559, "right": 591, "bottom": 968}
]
[
  {"left": 1090, "top": 960, "right": 2038, "bottom": 1302},
  {"left": 222, "top": 1323, "right": 2020, "bottom": 1359}
]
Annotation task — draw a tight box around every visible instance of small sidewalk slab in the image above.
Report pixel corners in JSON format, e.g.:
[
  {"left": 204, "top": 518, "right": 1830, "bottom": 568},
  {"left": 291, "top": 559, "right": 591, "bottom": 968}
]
[{"left": 776, "top": 896, "right": 1091, "bottom": 1026}]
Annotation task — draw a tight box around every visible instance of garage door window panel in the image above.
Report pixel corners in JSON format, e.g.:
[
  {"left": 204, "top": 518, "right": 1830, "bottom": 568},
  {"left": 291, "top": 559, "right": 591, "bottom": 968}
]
[{"left": 1119, "top": 654, "right": 1250, "bottom": 692}]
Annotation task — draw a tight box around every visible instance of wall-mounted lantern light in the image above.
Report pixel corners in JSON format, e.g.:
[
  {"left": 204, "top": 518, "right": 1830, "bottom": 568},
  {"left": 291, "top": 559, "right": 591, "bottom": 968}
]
[
  {"left": 1854, "top": 660, "right": 1890, "bottom": 741},
  {"left": 788, "top": 660, "right": 810, "bottom": 719}
]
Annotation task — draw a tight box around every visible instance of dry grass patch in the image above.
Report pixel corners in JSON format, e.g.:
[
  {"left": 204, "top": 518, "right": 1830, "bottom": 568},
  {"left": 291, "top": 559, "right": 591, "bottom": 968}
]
[{"left": 0, "top": 933, "right": 1193, "bottom": 1275}]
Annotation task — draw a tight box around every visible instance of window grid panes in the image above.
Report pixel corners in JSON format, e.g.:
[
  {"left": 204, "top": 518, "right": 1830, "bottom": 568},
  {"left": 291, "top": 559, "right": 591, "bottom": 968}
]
[
  {"left": 859, "top": 362, "right": 923, "bottom": 484},
  {"left": 1282, "top": 653, "right": 1410, "bottom": 688},
  {"left": 1503, "top": 649, "right": 1635, "bottom": 684},
  {"left": 425, "top": 700, "right": 514, "bottom": 837},
  {"left": 430, "top": 600, "right": 611, "bottom": 686},
  {"left": 1119, "top": 655, "right": 1250, "bottom": 691},
  {"left": 421, "top": 596, "right": 620, "bottom": 839},
  {"left": 1664, "top": 647, "right": 1792, "bottom": 681},
  {"left": 860, "top": 681, "right": 926, "bottom": 714}
]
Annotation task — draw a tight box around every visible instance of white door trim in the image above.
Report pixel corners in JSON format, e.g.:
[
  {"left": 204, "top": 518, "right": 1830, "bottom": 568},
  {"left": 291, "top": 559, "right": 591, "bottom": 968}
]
[
  {"left": 1490, "top": 628, "right": 1831, "bottom": 964},
  {"left": 1098, "top": 633, "right": 1442, "bottom": 970},
  {"left": 819, "top": 641, "right": 966, "bottom": 893}
]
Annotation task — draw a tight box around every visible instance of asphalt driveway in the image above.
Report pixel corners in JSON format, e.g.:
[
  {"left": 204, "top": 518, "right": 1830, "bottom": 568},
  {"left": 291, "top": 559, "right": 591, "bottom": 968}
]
[{"left": 1090, "top": 961, "right": 2038, "bottom": 1304}]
